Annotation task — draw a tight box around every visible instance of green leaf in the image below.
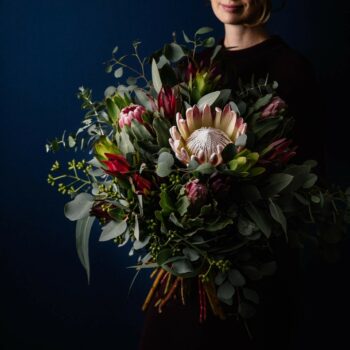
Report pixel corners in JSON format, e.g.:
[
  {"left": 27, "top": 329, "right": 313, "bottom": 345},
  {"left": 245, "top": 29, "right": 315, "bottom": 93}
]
[
  {"left": 160, "top": 191, "right": 175, "bottom": 214},
  {"left": 176, "top": 195, "right": 190, "bottom": 216},
  {"left": 153, "top": 117, "right": 171, "bottom": 148},
  {"left": 195, "top": 27, "right": 213, "bottom": 36},
  {"left": 217, "top": 281, "right": 235, "bottom": 300},
  {"left": 269, "top": 199, "right": 287, "bottom": 234},
  {"left": 240, "top": 185, "right": 261, "bottom": 202},
  {"left": 241, "top": 265, "right": 262, "bottom": 281},
  {"left": 197, "top": 91, "right": 221, "bottom": 110},
  {"left": 182, "top": 247, "right": 200, "bottom": 262},
  {"left": 76, "top": 216, "right": 95, "bottom": 285},
  {"left": 64, "top": 193, "right": 94, "bottom": 221},
  {"left": 261, "top": 173, "right": 294, "bottom": 197},
  {"left": 99, "top": 220, "right": 127, "bottom": 241},
  {"left": 182, "top": 30, "right": 192, "bottom": 43},
  {"left": 303, "top": 173, "right": 318, "bottom": 188},
  {"left": 242, "top": 288, "right": 260, "bottom": 304},
  {"left": 130, "top": 119, "right": 153, "bottom": 141},
  {"left": 202, "top": 37, "right": 215, "bottom": 48},
  {"left": 156, "top": 248, "right": 173, "bottom": 265},
  {"left": 228, "top": 269, "right": 246, "bottom": 287},
  {"left": 172, "top": 259, "right": 194, "bottom": 274},
  {"left": 115, "top": 128, "right": 135, "bottom": 154},
  {"left": 245, "top": 202, "right": 271, "bottom": 238},
  {"left": 210, "top": 44, "right": 222, "bottom": 62},
  {"left": 164, "top": 43, "right": 186, "bottom": 62},
  {"left": 214, "top": 271, "right": 227, "bottom": 286},
  {"left": 134, "top": 88, "right": 154, "bottom": 111},
  {"left": 114, "top": 67, "right": 123, "bottom": 79},
  {"left": 221, "top": 143, "right": 237, "bottom": 162},
  {"left": 106, "top": 98, "right": 119, "bottom": 123},
  {"left": 151, "top": 59, "right": 162, "bottom": 94},
  {"left": 156, "top": 152, "right": 174, "bottom": 177},
  {"left": 238, "top": 216, "right": 256, "bottom": 236},
  {"left": 253, "top": 93, "right": 273, "bottom": 112},
  {"left": 195, "top": 162, "right": 215, "bottom": 174},
  {"left": 206, "top": 217, "right": 233, "bottom": 232}
]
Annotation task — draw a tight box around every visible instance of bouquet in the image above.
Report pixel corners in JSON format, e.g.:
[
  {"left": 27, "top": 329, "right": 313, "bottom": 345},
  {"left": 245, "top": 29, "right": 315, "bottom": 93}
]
[{"left": 46, "top": 27, "right": 350, "bottom": 337}]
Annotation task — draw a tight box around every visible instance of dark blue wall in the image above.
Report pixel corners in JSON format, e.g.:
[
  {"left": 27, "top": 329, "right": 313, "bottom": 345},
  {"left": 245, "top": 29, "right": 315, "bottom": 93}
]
[{"left": 1, "top": 0, "right": 349, "bottom": 349}]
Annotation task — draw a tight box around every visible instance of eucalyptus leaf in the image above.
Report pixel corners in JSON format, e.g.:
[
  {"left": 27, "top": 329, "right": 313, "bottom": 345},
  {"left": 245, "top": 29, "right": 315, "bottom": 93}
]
[
  {"left": 172, "top": 259, "right": 194, "bottom": 274},
  {"left": 134, "top": 236, "right": 151, "bottom": 250},
  {"left": 228, "top": 269, "right": 246, "bottom": 286},
  {"left": 75, "top": 216, "right": 95, "bottom": 285},
  {"left": 217, "top": 281, "right": 235, "bottom": 300},
  {"left": 182, "top": 247, "right": 200, "bottom": 262},
  {"left": 215, "top": 271, "right": 227, "bottom": 286},
  {"left": 99, "top": 220, "right": 127, "bottom": 241},
  {"left": 151, "top": 59, "right": 162, "bottom": 94},
  {"left": 195, "top": 27, "right": 213, "bottom": 36},
  {"left": 114, "top": 67, "right": 123, "bottom": 79},
  {"left": 64, "top": 193, "right": 94, "bottom": 221},
  {"left": 156, "top": 152, "right": 174, "bottom": 177},
  {"left": 242, "top": 288, "right": 260, "bottom": 304},
  {"left": 197, "top": 91, "right": 221, "bottom": 109}
]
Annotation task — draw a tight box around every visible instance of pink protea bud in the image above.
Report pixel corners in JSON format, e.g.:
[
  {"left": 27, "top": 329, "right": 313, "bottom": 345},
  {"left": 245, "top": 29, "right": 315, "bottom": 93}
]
[
  {"left": 185, "top": 179, "right": 208, "bottom": 206},
  {"left": 260, "top": 96, "right": 287, "bottom": 119},
  {"left": 119, "top": 104, "right": 146, "bottom": 128},
  {"left": 158, "top": 86, "right": 176, "bottom": 119}
]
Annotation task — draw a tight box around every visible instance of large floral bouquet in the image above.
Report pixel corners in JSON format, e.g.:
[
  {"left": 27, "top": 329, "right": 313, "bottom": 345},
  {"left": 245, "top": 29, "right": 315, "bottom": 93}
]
[{"left": 46, "top": 27, "right": 350, "bottom": 337}]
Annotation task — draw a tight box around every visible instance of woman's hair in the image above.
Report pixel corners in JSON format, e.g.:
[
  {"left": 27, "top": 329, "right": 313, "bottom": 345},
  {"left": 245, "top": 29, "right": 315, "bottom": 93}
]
[{"left": 244, "top": 0, "right": 272, "bottom": 27}]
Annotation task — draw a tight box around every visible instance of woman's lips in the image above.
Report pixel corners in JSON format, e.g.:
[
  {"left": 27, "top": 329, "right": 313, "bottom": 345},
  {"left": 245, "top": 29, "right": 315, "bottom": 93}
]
[{"left": 220, "top": 3, "right": 244, "bottom": 12}]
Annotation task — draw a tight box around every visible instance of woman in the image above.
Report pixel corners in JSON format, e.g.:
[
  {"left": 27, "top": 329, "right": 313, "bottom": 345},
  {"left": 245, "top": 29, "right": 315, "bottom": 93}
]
[{"left": 139, "top": 1, "right": 326, "bottom": 349}]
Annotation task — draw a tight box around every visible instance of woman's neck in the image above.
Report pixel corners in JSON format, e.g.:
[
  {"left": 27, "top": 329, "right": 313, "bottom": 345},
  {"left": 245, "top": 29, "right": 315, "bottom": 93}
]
[{"left": 223, "top": 24, "right": 270, "bottom": 51}]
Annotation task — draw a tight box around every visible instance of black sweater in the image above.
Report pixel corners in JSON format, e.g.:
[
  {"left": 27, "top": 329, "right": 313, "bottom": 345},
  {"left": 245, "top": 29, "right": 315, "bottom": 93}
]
[{"left": 138, "top": 34, "right": 325, "bottom": 350}]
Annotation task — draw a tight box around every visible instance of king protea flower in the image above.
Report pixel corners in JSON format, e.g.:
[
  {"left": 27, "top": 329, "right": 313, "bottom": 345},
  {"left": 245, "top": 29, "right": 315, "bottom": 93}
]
[{"left": 169, "top": 104, "right": 247, "bottom": 166}]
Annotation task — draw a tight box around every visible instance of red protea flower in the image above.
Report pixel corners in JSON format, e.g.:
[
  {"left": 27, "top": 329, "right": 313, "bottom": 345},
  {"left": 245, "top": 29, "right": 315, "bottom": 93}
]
[
  {"left": 132, "top": 173, "right": 152, "bottom": 195},
  {"left": 101, "top": 153, "right": 130, "bottom": 176},
  {"left": 259, "top": 138, "right": 298, "bottom": 166},
  {"left": 158, "top": 86, "right": 176, "bottom": 119}
]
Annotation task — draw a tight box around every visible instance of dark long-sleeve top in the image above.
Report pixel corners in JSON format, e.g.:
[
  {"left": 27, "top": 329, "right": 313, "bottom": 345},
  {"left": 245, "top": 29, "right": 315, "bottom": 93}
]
[{"left": 139, "top": 34, "right": 325, "bottom": 350}]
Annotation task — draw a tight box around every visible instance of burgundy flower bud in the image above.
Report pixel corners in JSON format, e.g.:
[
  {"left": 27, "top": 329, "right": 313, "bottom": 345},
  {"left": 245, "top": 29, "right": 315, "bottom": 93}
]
[
  {"left": 157, "top": 86, "right": 176, "bottom": 119},
  {"left": 260, "top": 96, "right": 287, "bottom": 119},
  {"left": 185, "top": 179, "right": 208, "bottom": 206}
]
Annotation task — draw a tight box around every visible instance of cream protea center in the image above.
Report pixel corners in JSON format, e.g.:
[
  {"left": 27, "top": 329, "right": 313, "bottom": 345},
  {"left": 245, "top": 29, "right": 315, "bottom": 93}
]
[{"left": 169, "top": 103, "right": 247, "bottom": 166}]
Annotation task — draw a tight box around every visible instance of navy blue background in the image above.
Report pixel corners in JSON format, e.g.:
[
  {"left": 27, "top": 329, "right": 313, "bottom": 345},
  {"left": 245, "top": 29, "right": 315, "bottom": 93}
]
[{"left": 1, "top": 0, "right": 349, "bottom": 349}]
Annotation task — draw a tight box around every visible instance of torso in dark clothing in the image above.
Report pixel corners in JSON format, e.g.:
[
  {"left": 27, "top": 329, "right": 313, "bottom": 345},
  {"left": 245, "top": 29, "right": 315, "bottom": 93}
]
[{"left": 138, "top": 34, "right": 323, "bottom": 350}]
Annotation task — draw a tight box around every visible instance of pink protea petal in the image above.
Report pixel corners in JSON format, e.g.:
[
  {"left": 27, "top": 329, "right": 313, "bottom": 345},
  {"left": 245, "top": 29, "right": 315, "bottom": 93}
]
[
  {"left": 225, "top": 111, "right": 237, "bottom": 139},
  {"left": 202, "top": 104, "right": 213, "bottom": 127},
  {"left": 176, "top": 112, "right": 190, "bottom": 139},
  {"left": 180, "top": 147, "right": 191, "bottom": 164},
  {"left": 170, "top": 126, "right": 182, "bottom": 141},
  {"left": 209, "top": 152, "right": 218, "bottom": 165},
  {"left": 197, "top": 149, "right": 205, "bottom": 163},
  {"left": 185, "top": 108, "right": 195, "bottom": 133},
  {"left": 192, "top": 105, "right": 202, "bottom": 130},
  {"left": 214, "top": 107, "right": 222, "bottom": 129}
]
